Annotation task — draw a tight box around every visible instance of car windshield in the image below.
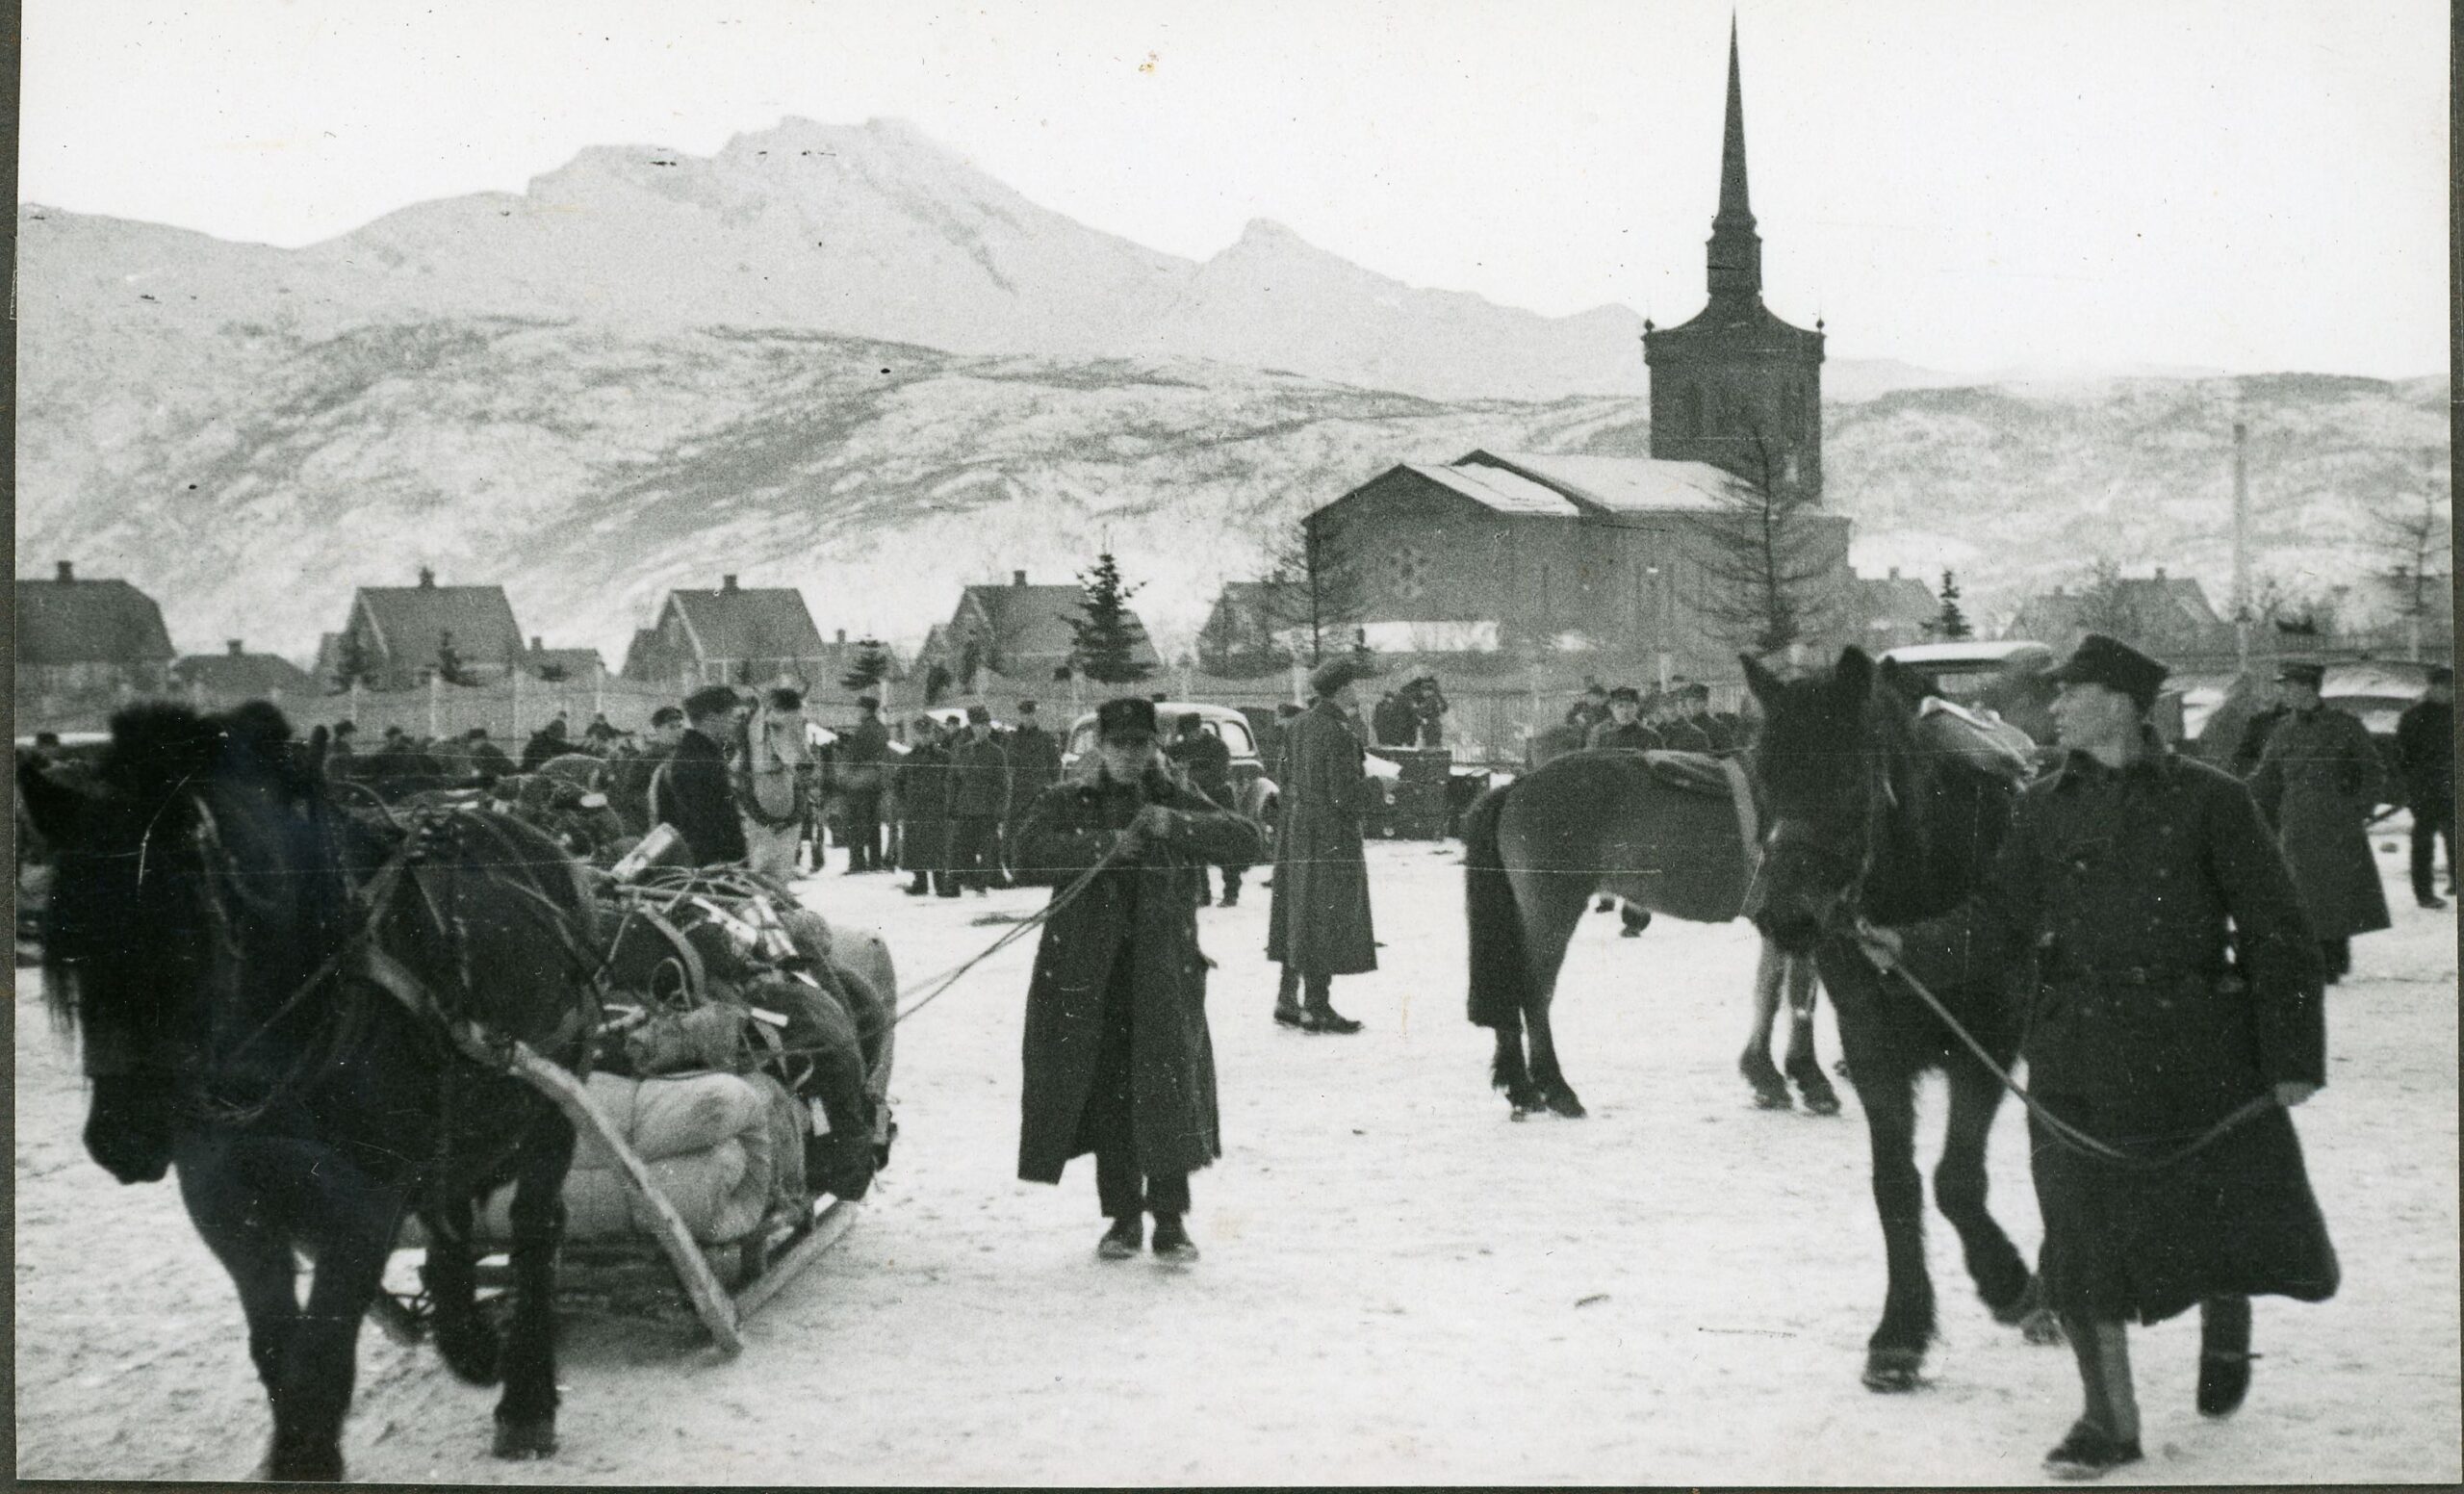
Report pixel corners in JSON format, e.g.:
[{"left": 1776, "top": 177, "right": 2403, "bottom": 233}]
[
  {"left": 1913, "top": 666, "right": 2007, "bottom": 706},
  {"left": 1066, "top": 715, "right": 1255, "bottom": 760}
]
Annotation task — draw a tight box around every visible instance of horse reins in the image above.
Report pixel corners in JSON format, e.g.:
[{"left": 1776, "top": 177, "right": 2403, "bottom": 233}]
[{"left": 1849, "top": 916, "right": 2280, "bottom": 1172}]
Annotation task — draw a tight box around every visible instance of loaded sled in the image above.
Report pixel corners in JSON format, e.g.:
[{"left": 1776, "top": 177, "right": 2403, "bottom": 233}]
[{"left": 380, "top": 860, "right": 896, "bottom": 1354}]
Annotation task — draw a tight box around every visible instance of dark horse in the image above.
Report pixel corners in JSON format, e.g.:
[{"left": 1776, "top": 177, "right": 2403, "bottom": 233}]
[
  {"left": 1466, "top": 740, "right": 1838, "bottom": 1119},
  {"left": 1741, "top": 647, "right": 2060, "bottom": 1388},
  {"left": 22, "top": 702, "right": 603, "bottom": 1479}
]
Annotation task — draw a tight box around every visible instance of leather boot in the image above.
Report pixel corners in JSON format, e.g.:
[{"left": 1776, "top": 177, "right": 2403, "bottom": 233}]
[{"left": 2196, "top": 1295, "right": 2255, "bottom": 1417}]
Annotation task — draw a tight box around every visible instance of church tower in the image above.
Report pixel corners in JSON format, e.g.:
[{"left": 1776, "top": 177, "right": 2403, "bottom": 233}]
[{"left": 1643, "top": 21, "right": 1827, "bottom": 500}]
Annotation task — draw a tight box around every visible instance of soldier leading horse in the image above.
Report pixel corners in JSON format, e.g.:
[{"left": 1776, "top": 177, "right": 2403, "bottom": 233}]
[
  {"left": 22, "top": 703, "right": 603, "bottom": 1479},
  {"left": 1467, "top": 649, "right": 2056, "bottom": 1389}
]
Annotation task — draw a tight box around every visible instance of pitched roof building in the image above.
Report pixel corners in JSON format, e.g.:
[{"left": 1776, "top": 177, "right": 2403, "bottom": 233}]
[
  {"left": 336, "top": 567, "right": 526, "bottom": 689},
  {"left": 172, "top": 639, "right": 321, "bottom": 703},
  {"left": 15, "top": 560, "right": 179, "bottom": 720},
  {"left": 520, "top": 636, "right": 608, "bottom": 683},
  {"left": 2007, "top": 569, "right": 2234, "bottom": 658},
  {"left": 913, "top": 571, "right": 1160, "bottom": 685},
  {"left": 1846, "top": 569, "right": 1942, "bottom": 651},
  {"left": 620, "top": 574, "right": 834, "bottom": 689}
]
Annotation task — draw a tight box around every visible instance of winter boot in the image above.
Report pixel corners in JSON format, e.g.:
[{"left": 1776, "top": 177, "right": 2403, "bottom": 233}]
[
  {"left": 2196, "top": 1296, "right": 2255, "bottom": 1418},
  {"left": 1097, "top": 1216, "right": 1142, "bottom": 1260},
  {"left": 1150, "top": 1214, "right": 1199, "bottom": 1265}
]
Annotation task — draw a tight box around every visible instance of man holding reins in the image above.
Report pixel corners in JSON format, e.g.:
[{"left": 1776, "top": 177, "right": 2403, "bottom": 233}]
[
  {"left": 1012, "top": 697, "right": 1266, "bottom": 1264},
  {"left": 1864, "top": 633, "right": 2336, "bottom": 1481}
]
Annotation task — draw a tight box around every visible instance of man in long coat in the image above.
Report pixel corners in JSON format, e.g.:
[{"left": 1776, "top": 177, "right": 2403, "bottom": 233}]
[
  {"left": 942, "top": 705, "right": 1011, "bottom": 896},
  {"left": 1267, "top": 657, "right": 1378, "bottom": 1032},
  {"left": 657, "top": 686, "right": 751, "bottom": 867},
  {"left": 2250, "top": 660, "right": 2390, "bottom": 983},
  {"left": 1001, "top": 700, "right": 1065, "bottom": 884},
  {"left": 1584, "top": 687, "right": 1660, "bottom": 937},
  {"left": 1871, "top": 633, "right": 2336, "bottom": 1480},
  {"left": 835, "top": 696, "right": 893, "bottom": 873},
  {"left": 1014, "top": 696, "right": 1266, "bottom": 1263},
  {"left": 896, "top": 715, "right": 953, "bottom": 896},
  {"left": 1165, "top": 711, "right": 1245, "bottom": 907},
  {"left": 2394, "top": 665, "right": 2452, "bottom": 909}
]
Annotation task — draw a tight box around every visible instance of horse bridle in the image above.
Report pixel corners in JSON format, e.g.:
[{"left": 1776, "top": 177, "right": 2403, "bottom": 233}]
[{"left": 1750, "top": 746, "right": 1900, "bottom": 931}]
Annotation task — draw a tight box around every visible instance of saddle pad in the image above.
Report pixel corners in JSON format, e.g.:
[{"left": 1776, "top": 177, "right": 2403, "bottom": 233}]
[
  {"left": 1640, "top": 749, "right": 1732, "bottom": 798},
  {"left": 1915, "top": 697, "right": 2037, "bottom": 778}
]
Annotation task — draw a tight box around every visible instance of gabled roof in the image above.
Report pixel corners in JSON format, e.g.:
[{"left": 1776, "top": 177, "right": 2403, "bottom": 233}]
[
  {"left": 15, "top": 577, "right": 178, "bottom": 667},
  {"left": 1462, "top": 451, "right": 1755, "bottom": 514},
  {"left": 960, "top": 581, "right": 1158, "bottom": 665},
  {"left": 172, "top": 649, "right": 321, "bottom": 697},
  {"left": 619, "top": 629, "right": 658, "bottom": 678},
  {"left": 663, "top": 585, "right": 829, "bottom": 662},
  {"left": 1400, "top": 461, "right": 1583, "bottom": 516},
  {"left": 354, "top": 583, "right": 523, "bottom": 663},
  {"left": 1849, "top": 573, "right": 1939, "bottom": 626}
]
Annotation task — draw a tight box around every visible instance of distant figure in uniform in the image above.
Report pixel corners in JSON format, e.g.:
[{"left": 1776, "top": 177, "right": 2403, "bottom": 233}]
[
  {"left": 1678, "top": 683, "right": 1733, "bottom": 754},
  {"left": 897, "top": 715, "right": 954, "bottom": 897},
  {"left": 1565, "top": 683, "right": 1610, "bottom": 735},
  {"left": 656, "top": 686, "right": 750, "bottom": 867},
  {"left": 2395, "top": 666, "right": 2453, "bottom": 909},
  {"left": 614, "top": 706, "right": 684, "bottom": 836},
  {"left": 1166, "top": 711, "right": 1245, "bottom": 907},
  {"left": 836, "top": 696, "right": 892, "bottom": 873},
  {"left": 1866, "top": 633, "right": 2335, "bottom": 1481},
  {"left": 583, "top": 711, "right": 620, "bottom": 748},
  {"left": 1585, "top": 687, "right": 1658, "bottom": 938},
  {"left": 325, "top": 720, "right": 358, "bottom": 779},
  {"left": 1650, "top": 685, "right": 1715, "bottom": 754},
  {"left": 520, "top": 716, "right": 570, "bottom": 773},
  {"left": 943, "top": 705, "right": 1011, "bottom": 896},
  {"left": 1014, "top": 696, "right": 1264, "bottom": 1265},
  {"left": 2229, "top": 677, "right": 2289, "bottom": 780},
  {"left": 464, "top": 726, "right": 515, "bottom": 781},
  {"left": 1268, "top": 657, "right": 1378, "bottom": 1033},
  {"left": 2250, "top": 660, "right": 2389, "bottom": 984},
  {"left": 1408, "top": 674, "right": 1450, "bottom": 747},
  {"left": 1585, "top": 685, "right": 1660, "bottom": 752},
  {"left": 1370, "top": 688, "right": 1415, "bottom": 748},
  {"left": 1003, "top": 700, "right": 1066, "bottom": 884}
]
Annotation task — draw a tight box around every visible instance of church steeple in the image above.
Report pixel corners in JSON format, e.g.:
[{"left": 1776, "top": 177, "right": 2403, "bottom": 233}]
[{"left": 1706, "top": 16, "right": 1762, "bottom": 300}]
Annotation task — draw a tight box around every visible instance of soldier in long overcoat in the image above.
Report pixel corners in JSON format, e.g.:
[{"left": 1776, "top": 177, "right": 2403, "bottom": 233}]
[
  {"left": 1014, "top": 696, "right": 1266, "bottom": 1263},
  {"left": 942, "top": 705, "right": 1011, "bottom": 895},
  {"left": 895, "top": 716, "right": 953, "bottom": 896},
  {"left": 1165, "top": 711, "right": 1246, "bottom": 907},
  {"left": 1001, "top": 700, "right": 1065, "bottom": 884},
  {"left": 1874, "top": 634, "right": 2336, "bottom": 1480},
  {"left": 2249, "top": 660, "right": 2390, "bottom": 983},
  {"left": 1267, "top": 657, "right": 1378, "bottom": 1032}
]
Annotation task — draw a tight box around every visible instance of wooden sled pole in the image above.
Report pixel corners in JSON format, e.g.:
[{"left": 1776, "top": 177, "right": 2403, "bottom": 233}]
[
  {"left": 734, "top": 1199, "right": 860, "bottom": 1325},
  {"left": 471, "top": 1032, "right": 746, "bottom": 1355}
]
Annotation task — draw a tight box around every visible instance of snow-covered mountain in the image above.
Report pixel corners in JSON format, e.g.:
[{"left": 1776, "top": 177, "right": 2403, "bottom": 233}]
[{"left": 14, "top": 116, "right": 2449, "bottom": 668}]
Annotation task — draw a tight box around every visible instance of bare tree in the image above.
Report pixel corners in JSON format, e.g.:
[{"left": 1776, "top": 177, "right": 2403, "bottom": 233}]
[
  {"left": 2069, "top": 558, "right": 2148, "bottom": 646},
  {"left": 1695, "top": 425, "right": 1841, "bottom": 658},
  {"left": 1255, "top": 508, "right": 1368, "bottom": 667},
  {"left": 2369, "top": 451, "right": 2452, "bottom": 655}
]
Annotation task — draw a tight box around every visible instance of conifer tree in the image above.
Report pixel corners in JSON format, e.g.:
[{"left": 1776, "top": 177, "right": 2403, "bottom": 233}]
[
  {"left": 840, "top": 638, "right": 892, "bottom": 694},
  {"left": 1066, "top": 552, "right": 1156, "bottom": 684},
  {"left": 331, "top": 631, "right": 375, "bottom": 693},
  {"left": 1928, "top": 569, "right": 1974, "bottom": 640}
]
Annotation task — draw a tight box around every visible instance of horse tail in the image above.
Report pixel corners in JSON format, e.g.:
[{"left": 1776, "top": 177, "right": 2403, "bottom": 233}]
[{"left": 1463, "top": 781, "right": 1531, "bottom": 1032}]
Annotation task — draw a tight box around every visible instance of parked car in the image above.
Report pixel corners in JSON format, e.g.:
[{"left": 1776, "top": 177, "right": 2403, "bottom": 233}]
[
  {"left": 1878, "top": 639, "right": 2184, "bottom": 746},
  {"left": 2323, "top": 659, "right": 2437, "bottom": 785},
  {"left": 1063, "top": 701, "right": 1285, "bottom": 828}
]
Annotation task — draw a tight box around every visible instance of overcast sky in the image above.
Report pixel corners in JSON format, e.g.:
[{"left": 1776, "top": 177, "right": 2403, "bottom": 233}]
[{"left": 19, "top": 0, "right": 2450, "bottom": 376}]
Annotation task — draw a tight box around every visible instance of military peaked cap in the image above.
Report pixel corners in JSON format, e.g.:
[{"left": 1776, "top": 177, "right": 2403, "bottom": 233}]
[
  {"left": 1309, "top": 657, "right": 1375, "bottom": 697},
  {"left": 2274, "top": 660, "right": 2326, "bottom": 688},
  {"left": 965, "top": 704, "right": 991, "bottom": 723},
  {"left": 1095, "top": 696, "right": 1160, "bottom": 740},
  {"left": 1606, "top": 685, "right": 1642, "bottom": 704},
  {"left": 2050, "top": 632, "right": 2170, "bottom": 710}
]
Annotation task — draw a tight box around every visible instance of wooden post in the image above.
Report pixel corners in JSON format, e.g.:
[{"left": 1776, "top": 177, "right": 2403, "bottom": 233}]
[{"left": 427, "top": 671, "right": 441, "bottom": 740}]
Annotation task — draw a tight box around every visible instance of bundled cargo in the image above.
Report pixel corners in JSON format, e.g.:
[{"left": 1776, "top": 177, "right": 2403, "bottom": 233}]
[{"left": 592, "top": 863, "right": 896, "bottom": 1210}]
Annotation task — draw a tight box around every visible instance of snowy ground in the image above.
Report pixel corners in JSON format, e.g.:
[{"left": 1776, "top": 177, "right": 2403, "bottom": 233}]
[{"left": 15, "top": 832, "right": 2460, "bottom": 1484}]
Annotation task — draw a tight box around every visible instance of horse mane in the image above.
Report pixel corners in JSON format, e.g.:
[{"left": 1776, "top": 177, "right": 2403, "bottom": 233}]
[{"left": 42, "top": 701, "right": 364, "bottom": 1043}]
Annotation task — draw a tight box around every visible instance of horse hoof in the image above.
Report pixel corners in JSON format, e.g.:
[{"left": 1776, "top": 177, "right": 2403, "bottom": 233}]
[
  {"left": 493, "top": 1418, "right": 558, "bottom": 1460},
  {"left": 1546, "top": 1092, "right": 1587, "bottom": 1119},
  {"left": 1509, "top": 1106, "right": 1532, "bottom": 1123},
  {"left": 1749, "top": 1086, "right": 1792, "bottom": 1110},
  {"left": 1800, "top": 1091, "right": 1842, "bottom": 1118},
  {"left": 1861, "top": 1350, "right": 1926, "bottom": 1392},
  {"left": 2020, "top": 1308, "right": 2066, "bottom": 1347}
]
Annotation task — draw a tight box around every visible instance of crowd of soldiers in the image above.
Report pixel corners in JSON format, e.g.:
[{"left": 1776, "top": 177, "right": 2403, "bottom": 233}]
[{"left": 1565, "top": 678, "right": 1743, "bottom": 755}]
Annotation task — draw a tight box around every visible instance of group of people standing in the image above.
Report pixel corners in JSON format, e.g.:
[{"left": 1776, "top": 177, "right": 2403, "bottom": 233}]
[{"left": 1566, "top": 678, "right": 1740, "bottom": 755}]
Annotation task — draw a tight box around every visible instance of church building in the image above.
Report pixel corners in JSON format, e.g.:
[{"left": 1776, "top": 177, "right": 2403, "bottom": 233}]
[{"left": 1306, "top": 24, "right": 1853, "bottom": 680}]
